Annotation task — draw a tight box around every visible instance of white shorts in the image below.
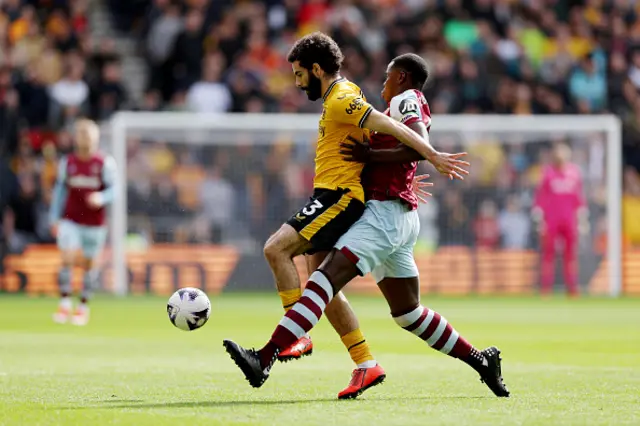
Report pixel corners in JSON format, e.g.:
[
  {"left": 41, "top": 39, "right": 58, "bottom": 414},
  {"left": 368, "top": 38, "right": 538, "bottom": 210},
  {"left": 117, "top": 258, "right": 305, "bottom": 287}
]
[
  {"left": 334, "top": 199, "right": 420, "bottom": 283},
  {"left": 57, "top": 219, "right": 108, "bottom": 259}
]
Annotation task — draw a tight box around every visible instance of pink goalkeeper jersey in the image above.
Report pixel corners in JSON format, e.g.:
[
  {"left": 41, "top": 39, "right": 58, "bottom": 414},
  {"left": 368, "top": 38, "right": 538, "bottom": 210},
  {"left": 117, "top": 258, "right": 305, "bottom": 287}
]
[{"left": 534, "top": 163, "right": 585, "bottom": 225}]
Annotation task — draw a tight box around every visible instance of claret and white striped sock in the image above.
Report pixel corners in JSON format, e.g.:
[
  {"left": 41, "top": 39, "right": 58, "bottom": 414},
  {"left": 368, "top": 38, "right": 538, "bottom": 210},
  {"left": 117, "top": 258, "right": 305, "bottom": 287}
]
[
  {"left": 393, "top": 305, "right": 488, "bottom": 370},
  {"left": 259, "top": 271, "right": 334, "bottom": 368}
]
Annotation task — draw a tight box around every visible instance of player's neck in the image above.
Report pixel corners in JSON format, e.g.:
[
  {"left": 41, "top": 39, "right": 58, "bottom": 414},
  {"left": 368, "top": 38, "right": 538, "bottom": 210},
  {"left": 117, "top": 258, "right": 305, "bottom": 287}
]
[
  {"left": 76, "top": 151, "right": 93, "bottom": 160},
  {"left": 321, "top": 75, "right": 343, "bottom": 98},
  {"left": 398, "top": 85, "right": 412, "bottom": 95},
  {"left": 553, "top": 162, "right": 567, "bottom": 170}
]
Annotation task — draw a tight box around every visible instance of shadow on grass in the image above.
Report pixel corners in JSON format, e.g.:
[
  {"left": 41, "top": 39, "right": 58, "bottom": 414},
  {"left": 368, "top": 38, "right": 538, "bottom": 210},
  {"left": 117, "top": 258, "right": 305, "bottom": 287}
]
[{"left": 57, "top": 395, "right": 488, "bottom": 410}]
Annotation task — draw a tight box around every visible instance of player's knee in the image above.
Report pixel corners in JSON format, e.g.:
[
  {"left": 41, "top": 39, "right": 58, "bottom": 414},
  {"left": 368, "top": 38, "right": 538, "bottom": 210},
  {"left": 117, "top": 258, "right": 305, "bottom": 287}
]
[
  {"left": 82, "top": 258, "right": 94, "bottom": 270},
  {"left": 61, "top": 253, "right": 74, "bottom": 268},
  {"left": 263, "top": 238, "right": 283, "bottom": 264},
  {"left": 317, "top": 249, "right": 359, "bottom": 292},
  {"left": 264, "top": 225, "right": 303, "bottom": 263},
  {"left": 378, "top": 277, "right": 421, "bottom": 316}
]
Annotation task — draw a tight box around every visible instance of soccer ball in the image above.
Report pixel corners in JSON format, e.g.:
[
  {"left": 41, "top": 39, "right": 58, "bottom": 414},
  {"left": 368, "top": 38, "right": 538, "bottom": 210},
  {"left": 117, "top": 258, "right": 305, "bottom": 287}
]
[{"left": 167, "top": 287, "right": 211, "bottom": 331}]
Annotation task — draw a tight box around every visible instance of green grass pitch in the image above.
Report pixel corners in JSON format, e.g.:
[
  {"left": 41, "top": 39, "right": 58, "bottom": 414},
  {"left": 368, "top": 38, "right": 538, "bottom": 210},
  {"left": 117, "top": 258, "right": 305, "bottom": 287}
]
[{"left": 0, "top": 294, "right": 639, "bottom": 426}]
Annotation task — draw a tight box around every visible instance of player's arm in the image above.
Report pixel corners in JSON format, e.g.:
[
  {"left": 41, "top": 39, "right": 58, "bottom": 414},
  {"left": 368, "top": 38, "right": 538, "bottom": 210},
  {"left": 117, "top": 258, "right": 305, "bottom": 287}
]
[
  {"left": 361, "top": 109, "right": 468, "bottom": 180},
  {"left": 87, "top": 156, "right": 118, "bottom": 208},
  {"left": 341, "top": 121, "right": 427, "bottom": 163},
  {"left": 49, "top": 157, "right": 68, "bottom": 228},
  {"left": 361, "top": 108, "right": 435, "bottom": 158},
  {"left": 330, "top": 93, "right": 468, "bottom": 179}
]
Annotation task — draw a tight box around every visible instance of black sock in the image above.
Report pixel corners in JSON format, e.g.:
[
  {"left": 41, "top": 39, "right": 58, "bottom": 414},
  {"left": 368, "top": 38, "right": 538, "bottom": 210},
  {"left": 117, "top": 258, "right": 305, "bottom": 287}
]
[{"left": 258, "top": 341, "right": 280, "bottom": 370}]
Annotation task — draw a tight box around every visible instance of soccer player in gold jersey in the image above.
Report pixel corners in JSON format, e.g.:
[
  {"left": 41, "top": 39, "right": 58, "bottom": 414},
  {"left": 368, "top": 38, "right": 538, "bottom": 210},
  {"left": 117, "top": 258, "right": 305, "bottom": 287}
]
[{"left": 234, "top": 32, "right": 468, "bottom": 397}]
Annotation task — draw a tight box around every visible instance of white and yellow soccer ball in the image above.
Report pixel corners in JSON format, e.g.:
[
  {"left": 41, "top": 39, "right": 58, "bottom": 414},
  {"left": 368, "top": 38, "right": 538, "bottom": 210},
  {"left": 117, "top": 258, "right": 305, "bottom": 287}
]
[{"left": 167, "top": 287, "right": 211, "bottom": 331}]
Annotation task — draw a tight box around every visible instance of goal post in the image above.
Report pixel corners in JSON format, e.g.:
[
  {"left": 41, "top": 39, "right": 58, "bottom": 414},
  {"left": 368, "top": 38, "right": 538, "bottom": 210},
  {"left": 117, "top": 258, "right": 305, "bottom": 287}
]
[{"left": 108, "top": 112, "right": 623, "bottom": 297}]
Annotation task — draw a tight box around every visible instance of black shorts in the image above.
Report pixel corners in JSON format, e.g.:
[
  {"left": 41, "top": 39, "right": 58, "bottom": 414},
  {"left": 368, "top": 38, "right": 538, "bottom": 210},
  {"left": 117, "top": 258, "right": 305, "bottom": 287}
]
[{"left": 287, "top": 188, "right": 365, "bottom": 254}]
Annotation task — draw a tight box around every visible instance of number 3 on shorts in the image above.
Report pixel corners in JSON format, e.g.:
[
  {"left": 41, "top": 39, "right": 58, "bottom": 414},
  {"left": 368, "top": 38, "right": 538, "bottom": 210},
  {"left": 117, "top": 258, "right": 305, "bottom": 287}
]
[{"left": 302, "top": 199, "right": 323, "bottom": 216}]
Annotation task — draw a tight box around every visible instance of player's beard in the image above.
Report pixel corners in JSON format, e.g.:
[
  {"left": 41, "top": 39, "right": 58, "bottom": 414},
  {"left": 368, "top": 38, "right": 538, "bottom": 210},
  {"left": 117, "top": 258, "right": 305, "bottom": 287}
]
[{"left": 303, "top": 73, "right": 322, "bottom": 101}]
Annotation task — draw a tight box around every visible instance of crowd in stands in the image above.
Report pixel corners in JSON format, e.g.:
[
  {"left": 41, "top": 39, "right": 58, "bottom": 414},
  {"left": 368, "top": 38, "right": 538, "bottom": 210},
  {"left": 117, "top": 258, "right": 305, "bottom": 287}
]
[{"left": 1, "top": 0, "right": 640, "bottom": 256}]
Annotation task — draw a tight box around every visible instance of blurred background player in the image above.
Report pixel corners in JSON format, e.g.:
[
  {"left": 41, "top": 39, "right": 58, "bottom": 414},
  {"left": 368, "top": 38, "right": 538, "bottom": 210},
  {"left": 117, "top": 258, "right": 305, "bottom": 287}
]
[
  {"left": 533, "top": 143, "right": 588, "bottom": 296},
  {"left": 50, "top": 119, "right": 117, "bottom": 325}
]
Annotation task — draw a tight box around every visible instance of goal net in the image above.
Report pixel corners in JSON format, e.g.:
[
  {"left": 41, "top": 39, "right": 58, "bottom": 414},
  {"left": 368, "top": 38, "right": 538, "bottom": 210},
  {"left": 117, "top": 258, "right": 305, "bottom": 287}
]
[{"left": 105, "top": 113, "right": 622, "bottom": 297}]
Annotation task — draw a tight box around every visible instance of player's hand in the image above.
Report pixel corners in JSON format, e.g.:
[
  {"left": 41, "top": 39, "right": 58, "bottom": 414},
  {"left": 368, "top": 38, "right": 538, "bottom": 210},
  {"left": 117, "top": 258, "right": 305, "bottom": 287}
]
[
  {"left": 50, "top": 223, "right": 58, "bottom": 238},
  {"left": 411, "top": 174, "right": 433, "bottom": 204},
  {"left": 426, "top": 152, "right": 470, "bottom": 180},
  {"left": 86, "top": 192, "right": 104, "bottom": 209},
  {"left": 340, "top": 135, "right": 371, "bottom": 162}
]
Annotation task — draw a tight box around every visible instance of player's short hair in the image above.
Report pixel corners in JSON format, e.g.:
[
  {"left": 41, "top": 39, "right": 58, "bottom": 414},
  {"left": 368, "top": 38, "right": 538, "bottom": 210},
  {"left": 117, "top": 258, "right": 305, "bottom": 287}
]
[
  {"left": 75, "top": 118, "right": 100, "bottom": 137},
  {"left": 287, "top": 32, "right": 344, "bottom": 75},
  {"left": 391, "top": 53, "right": 429, "bottom": 90}
]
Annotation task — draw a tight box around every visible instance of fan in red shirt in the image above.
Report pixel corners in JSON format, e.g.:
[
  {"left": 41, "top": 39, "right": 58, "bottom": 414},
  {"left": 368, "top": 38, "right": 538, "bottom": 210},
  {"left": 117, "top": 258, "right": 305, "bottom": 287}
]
[
  {"left": 474, "top": 200, "right": 501, "bottom": 249},
  {"left": 223, "top": 54, "right": 510, "bottom": 399}
]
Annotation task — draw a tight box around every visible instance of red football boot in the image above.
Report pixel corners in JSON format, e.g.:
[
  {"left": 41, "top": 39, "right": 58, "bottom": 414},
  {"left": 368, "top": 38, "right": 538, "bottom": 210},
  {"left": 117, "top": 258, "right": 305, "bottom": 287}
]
[
  {"left": 277, "top": 335, "right": 313, "bottom": 363},
  {"left": 337, "top": 364, "right": 386, "bottom": 399}
]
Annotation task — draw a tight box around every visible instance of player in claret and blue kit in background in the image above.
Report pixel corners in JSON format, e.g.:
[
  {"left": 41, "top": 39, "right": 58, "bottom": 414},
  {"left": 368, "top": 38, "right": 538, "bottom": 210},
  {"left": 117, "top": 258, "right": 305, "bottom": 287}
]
[
  {"left": 49, "top": 119, "right": 117, "bottom": 325},
  {"left": 533, "top": 143, "right": 588, "bottom": 297}
]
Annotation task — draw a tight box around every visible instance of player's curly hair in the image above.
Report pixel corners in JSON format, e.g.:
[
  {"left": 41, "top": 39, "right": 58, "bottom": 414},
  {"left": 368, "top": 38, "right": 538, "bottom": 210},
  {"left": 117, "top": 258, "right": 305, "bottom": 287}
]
[
  {"left": 392, "top": 53, "right": 429, "bottom": 90},
  {"left": 287, "top": 32, "right": 344, "bottom": 75}
]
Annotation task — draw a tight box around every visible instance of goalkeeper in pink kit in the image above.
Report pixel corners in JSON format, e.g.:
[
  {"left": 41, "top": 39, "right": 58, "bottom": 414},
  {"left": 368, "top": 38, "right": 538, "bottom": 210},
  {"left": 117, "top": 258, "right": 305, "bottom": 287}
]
[{"left": 533, "top": 144, "right": 588, "bottom": 296}]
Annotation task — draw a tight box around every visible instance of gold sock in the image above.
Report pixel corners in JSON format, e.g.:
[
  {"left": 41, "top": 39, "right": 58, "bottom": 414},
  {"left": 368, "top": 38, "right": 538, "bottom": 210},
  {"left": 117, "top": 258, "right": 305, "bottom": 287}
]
[
  {"left": 279, "top": 288, "right": 302, "bottom": 312},
  {"left": 341, "top": 328, "right": 375, "bottom": 365}
]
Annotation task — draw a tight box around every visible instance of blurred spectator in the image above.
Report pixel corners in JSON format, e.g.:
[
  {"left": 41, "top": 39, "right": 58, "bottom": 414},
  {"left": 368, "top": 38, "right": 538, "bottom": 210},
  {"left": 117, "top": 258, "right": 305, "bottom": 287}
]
[
  {"left": 145, "top": 177, "right": 183, "bottom": 242},
  {"left": 473, "top": 199, "right": 500, "bottom": 249},
  {"left": 146, "top": 1, "right": 183, "bottom": 100},
  {"left": 171, "top": 8, "right": 205, "bottom": 90},
  {"left": 147, "top": 141, "right": 176, "bottom": 175},
  {"left": 0, "top": 87, "right": 19, "bottom": 158},
  {"left": 437, "top": 190, "right": 471, "bottom": 246},
  {"left": 15, "top": 63, "right": 49, "bottom": 129},
  {"left": 35, "top": 41, "right": 64, "bottom": 86},
  {"left": 86, "top": 39, "right": 120, "bottom": 85},
  {"left": 569, "top": 52, "right": 607, "bottom": 112},
  {"left": 198, "top": 167, "right": 234, "bottom": 243},
  {"left": 3, "top": 174, "right": 43, "bottom": 253},
  {"left": 38, "top": 142, "right": 58, "bottom": 206},
  {"left": 186, "top": 54, "right": 231, "bottom": 113},
  {"left": 48, "top": 58, "right": 89, "bottom": 125},
  {"left": 11, "top": 136, "right": 37, "bottom": 177},
  {"left": 623, "top": 167, "right": 640, "bottom": 246},
  {"left": 499, "top": 196, "right": 531, "bottom": 250},
  {"left": 91, "top": 60, "right": 127, "bottom": 120},
  {"left": 10, "top": 19, "right": 45, "bottom": 69}
]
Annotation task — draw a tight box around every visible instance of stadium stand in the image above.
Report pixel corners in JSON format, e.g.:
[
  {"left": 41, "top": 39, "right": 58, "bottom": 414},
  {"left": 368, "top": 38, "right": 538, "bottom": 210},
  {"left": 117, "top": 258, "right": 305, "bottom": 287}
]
[{"left": 1, "top": 0, "right": 640, "bottom": 261}]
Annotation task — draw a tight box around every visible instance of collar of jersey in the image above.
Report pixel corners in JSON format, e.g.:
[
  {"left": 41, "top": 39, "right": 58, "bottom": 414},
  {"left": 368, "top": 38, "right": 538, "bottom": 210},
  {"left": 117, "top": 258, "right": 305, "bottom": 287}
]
[{"left": 322, "top": 77, "right": 347, "bottom": 102}]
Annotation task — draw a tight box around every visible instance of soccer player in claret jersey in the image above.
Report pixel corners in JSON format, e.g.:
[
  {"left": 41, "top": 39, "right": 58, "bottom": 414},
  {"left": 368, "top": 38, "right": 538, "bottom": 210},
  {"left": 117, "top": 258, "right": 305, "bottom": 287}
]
[
  {"left": 237, "top": 32, "right": 469, "bottom": 398},
  {"left": 222, "top": 54, "right": 508, "bottom": 399},
  {"left": 50, "top": 119, "right": 117, "bottom": 325},
  {"left": 533, "top": 143, "right": 588, "bottom": 296}
]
